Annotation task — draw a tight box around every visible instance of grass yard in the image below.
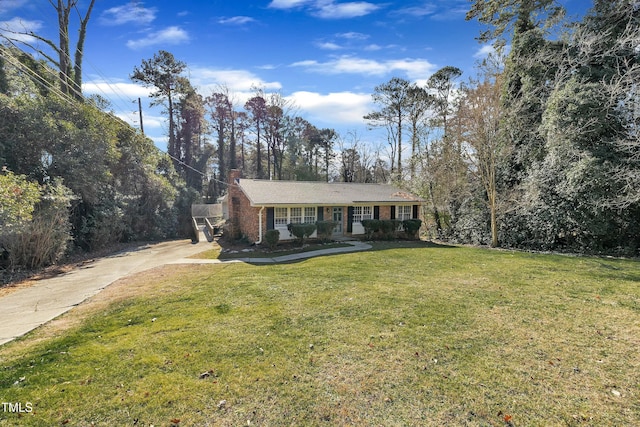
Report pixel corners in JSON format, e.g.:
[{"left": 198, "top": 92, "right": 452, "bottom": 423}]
[{"left": 0, "top": 242, "right": 639, "bottom": 426}]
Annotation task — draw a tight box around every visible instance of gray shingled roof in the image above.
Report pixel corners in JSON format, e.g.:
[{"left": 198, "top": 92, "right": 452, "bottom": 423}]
[{"left": 238, "top": 179, "right": 424, "bottom": 206}]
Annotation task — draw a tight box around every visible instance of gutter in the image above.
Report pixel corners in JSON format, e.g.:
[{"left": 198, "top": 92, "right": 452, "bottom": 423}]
[{"left": 256, "top": 206, "right": 265, "bottom": 245}]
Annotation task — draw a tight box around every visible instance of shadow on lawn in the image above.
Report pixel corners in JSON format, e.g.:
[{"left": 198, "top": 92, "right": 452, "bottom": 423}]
[{"left": 365, "top": 240, "right": 457, "bottom": 251}]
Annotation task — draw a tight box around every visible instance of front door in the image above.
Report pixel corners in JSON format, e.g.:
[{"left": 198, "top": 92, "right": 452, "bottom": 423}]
[{"left": 332, "top": 207, "right": 343, "bottom": 235}]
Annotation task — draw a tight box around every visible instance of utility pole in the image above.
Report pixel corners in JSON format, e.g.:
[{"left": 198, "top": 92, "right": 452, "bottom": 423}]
[{"left": 138, "top": 97, "right": 144, "bottom": 135}]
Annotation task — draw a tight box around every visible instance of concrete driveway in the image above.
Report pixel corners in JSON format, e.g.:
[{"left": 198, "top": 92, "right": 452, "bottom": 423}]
[{"left": 0, "top": 239, "right": 211, "bottom": 346}]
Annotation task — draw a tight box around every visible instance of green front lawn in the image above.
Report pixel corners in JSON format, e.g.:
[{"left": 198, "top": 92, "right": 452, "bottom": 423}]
[{"left": 1, "top": 244, "right": 639, "bottom": 426}]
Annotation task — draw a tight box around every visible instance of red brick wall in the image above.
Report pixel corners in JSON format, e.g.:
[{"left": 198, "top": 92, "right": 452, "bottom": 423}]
[
  {"left": 227, "top": 170, "right": 423, "bottom": 243},
  {"left": 379, "top": 205, "right": 392, "bottom": 220},
  {"left": 227, "top": 170, "right": 263, "bottom": 243}
]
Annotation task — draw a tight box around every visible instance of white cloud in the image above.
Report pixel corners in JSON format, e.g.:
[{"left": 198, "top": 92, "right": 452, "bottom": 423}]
[
  {"left": 473, "top": 42, "right": 510, "bottom": 58},
  {"left": 287, "top": 91, "right": 372, "bottom": 125},
  {"left": 292, "top": 58, "right": 374, "bottom": 74},
  {"left": 83, "top": 81, "right": 153, "bottom": 98},
  {"left": 393, "top": 2, "right": 468, "bottom": 21},
  {"left": 473, "top": 44, "right": 495, "bottom": 58},
  {"left": 0, "top": 17, "right": 42, "bottom": 43},
  {"left": 291, "top": 56, "right": 437, "bottom": 81},
  {"left": 116, "top": 110, "right": 164, "bottom": 130},
  {"left": 337, "top": 31, "right": 369, "bottom": 40},
  {"left": 218, "top": 16, "right": 256, "bottom": 25},
  {"left": 316, "top": 41, "right": 343, "bottom": 50},
  {"left": 126, "top": 26, "right": 190, "bottom": 50},
  {"left": 269, "top": 0, "right": 380, "bottom": 19},
  {"left": 395, "top": 3, "right": 437, "bottom": 18},
  {"left": 364, "top": 44, "right": 382, "bottom": 51},
  {"left": 189, "top": 67, "right": 282, "bottom": 94},
  {"left": 314, "top": 2, "right": 381, "bottom": 19},
  {"left": 100, "top": 3, "right": 156, "bottom": 26},
  {"left": 0, "top": 0, "right": 27, "bottom": 15},
  {"left": 268, "top": 0, "right": 310, "bottom": 9},
  {"left": 431, "top": 6, "right": 469, "bottom": 21}
]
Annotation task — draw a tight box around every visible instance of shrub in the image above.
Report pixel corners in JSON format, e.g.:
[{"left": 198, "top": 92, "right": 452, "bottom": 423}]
[
  {"left": 264, "top": 229, "right": 280, "bottom": 250},
  {"left": 361, "top": 219, "right": 380, "bottom": 240},
  {"left": 287, "top": 223, "right": 317, "bottom": 246},
  {"left": 402, "top": 219, "right": 422, "bottom": 239},
  {"left": 316, "top": 220, "right": 337, "bottom": 243},
  {"left": 1, "top": 178, "right": 73, "bottom": 270},
  {"left": 361, "top": 219, "right": 403, "bottom": 240},
  {"left": 380, "top": 220, "right": 401, "bottom": 240},
  {"left": 0, "top": 171, "right": 41, "bottom": 230}
]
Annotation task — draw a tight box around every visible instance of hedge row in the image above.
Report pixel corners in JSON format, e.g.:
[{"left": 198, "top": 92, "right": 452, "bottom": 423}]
[{"left": 361, "top": 219, "right": 422, "bottom": 240}]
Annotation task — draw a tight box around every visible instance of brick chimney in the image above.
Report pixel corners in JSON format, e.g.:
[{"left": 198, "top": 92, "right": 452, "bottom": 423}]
[
  {"left": 229, "top": 169, "right": 242, "bottom": 186},
  {"left": 227, "top": 169, "right": 242, "bottom": 239}
]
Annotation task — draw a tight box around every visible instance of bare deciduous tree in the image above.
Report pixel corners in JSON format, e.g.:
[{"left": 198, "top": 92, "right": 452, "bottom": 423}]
[{"left": 458, "top": 67, "right": 507, "bottom": 247}]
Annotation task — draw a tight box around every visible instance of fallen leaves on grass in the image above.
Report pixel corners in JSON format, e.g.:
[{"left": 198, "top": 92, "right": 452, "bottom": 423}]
[{"left": 199, "top": 369, "right": 215, "bottom": 379}]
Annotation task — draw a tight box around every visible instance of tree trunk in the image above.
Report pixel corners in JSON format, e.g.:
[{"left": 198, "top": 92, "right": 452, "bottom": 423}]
[
  {"left": 490, "top": 199, "right": 498, "bottom": 247},
  {"left": 72, "top": 0, "right": 96, "bottom": 100},
  {"left": 217, "top": 119, "right": 225, "bottom": 189},
  {"left": 167, "top": 87, "right": 177, "bottom": 165},
  {"left": 256, "top": 124, "right": 262, "bottom": 178},
  {"left": 488, "top": 167, "right": 499, "bottom": 247},
  {"left": 397, "top": 112, "right": 402, "bottom": 181},
  {"left": 429, "top": 181, "right": 442, "bottom": 235},
  {"left": 56, "top": 0, "right": 71, "bottom": 96},
  {"left": 229, "top": 112, "right": 237, "bottom": 169}
]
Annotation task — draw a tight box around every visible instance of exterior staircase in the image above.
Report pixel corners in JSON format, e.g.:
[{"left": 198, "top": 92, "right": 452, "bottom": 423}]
[{"left": 191, "top": 204, "right": 223, "bottom": 243}]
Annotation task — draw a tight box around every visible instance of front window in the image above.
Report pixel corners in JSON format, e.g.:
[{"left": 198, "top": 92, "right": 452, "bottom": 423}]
[
  {"left": 275, "top": 207, "right": 288, "bottom": 226},
  {"left": 397, "top": 205, "right": 412, "bottom": 220},
  {"left": 290, "top": 207, "right": 303, "bottom": 224},
  {"left": 353, "top": 206, "right": 373, "bottom": 223},
  {"left": 304, "top": 207, "right": 316, "bottom": 223}
]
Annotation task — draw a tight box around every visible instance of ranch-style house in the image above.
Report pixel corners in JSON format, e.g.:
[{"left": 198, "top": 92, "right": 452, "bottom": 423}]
[{"left": 222, "top": 170, "right": 424, "bottom": 244}]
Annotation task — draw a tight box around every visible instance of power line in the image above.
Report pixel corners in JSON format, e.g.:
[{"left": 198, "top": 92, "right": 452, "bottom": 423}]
[
  {"left": 0, "top": 48, "right": 230, "bottom": 185},
  {"left": 2, "top": 6, "right": 141, "bottom": 128},
  {"left": 0, "top": 46, "right": 79, "bottom": 106},
  {"left": 0, "top": 5, "right": 232, "bottom": 187}
]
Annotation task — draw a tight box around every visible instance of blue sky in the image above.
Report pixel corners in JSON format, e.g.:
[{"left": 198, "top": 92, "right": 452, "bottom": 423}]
[{"left": 1, "top": 0, "right": 589, "bottom": 150}]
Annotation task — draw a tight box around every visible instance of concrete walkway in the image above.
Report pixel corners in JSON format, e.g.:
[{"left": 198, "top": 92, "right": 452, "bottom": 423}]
[
  {"left": 0, "top": 240, "right": 210, "bottom": 346},
  {"left": 169, "top": 240, "right": 372, "bottom": 264},
  {"left": 0, "top": 240, "right": 371, "bottom": 346}
]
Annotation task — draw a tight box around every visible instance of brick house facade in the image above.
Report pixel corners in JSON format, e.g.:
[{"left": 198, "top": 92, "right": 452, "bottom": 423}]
[{"left": 224, "top": 169, "right": 423, "bottom": 244}]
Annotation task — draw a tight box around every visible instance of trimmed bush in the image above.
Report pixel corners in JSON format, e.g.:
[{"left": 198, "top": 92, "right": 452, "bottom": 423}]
[
  {"left": 264, "top": 229, "right": 280, "bottom": 250},
  {"left": 380, "top": 220, "right": 401, "bottom": 240},
  {"left": 287, "top": 223, "right": 317, "bottom": 246},
  {"left": 316, "top": 220, "right": 337, "bottom": 243},
  {"left": 402, "top": 219, "right": 422, "bottom": 239},
  {"left": 361, "top": 219, "right": 380, "bottom": 240},
  {"left": 361, "top": 219, "right": 402, "bottom": 240}
]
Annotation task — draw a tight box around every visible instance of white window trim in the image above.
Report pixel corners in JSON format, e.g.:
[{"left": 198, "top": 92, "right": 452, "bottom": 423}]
[
  {"left": 273, "top": 206, "right": 318, "bottom": 240},
  {"left": 274, "top": 207, "right": 288, "bottom": 226},
  {"left": 397, "top": 205, "right": 412, "bottom": 221},
  {"left": 304, "top": 207, "right": 317, "bottom": 224},
  {"left": 352, "top": 205, "right": 373, "bottom": 223},
  {"left": 290, "top": 207, "right": 303, "bottom": 224}
]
